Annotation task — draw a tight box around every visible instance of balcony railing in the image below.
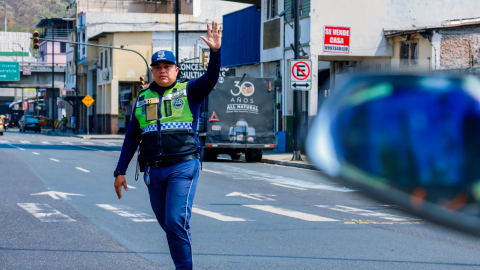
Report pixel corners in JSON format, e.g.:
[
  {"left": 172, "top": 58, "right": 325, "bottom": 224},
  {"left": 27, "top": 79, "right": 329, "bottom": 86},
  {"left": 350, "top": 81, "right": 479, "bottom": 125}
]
[{"left": 40, "top": 29, "right": 74, "bottom": 39}]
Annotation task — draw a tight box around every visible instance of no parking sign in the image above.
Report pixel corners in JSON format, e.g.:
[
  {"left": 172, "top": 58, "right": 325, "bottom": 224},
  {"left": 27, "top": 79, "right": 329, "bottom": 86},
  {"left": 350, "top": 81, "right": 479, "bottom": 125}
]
[{"left": 290, "top": 60, "right": 312, "bottom": 91}]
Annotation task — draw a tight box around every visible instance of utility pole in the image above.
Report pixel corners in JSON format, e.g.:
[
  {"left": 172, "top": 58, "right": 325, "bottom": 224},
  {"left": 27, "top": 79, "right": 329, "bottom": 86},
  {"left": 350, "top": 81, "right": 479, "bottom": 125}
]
[
  {"left": 74, "top": 1, "right": 78, "bottom": 134},
  {"left": 4, "top": 0, "right": 6, "bottom": 32},
  {"left": 292, "top": 0, "right": 302, "bottom": 160},
  {"left": 51, "top": 20, "right": 56, "bottom": 130},
  {"left": 175, "top": 0, "right": 179, "bottom": 61}
]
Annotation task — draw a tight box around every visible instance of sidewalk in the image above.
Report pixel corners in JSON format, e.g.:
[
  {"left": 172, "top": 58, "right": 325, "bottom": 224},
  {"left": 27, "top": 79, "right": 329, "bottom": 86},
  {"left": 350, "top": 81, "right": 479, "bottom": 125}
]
[{"left": 40, "top": 130, "right": 318, "bottom": 170}]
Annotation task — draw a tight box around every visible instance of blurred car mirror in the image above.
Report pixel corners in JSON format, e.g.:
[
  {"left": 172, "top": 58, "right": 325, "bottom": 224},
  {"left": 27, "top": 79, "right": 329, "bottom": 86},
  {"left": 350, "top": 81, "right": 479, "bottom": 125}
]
[{"left": 307, "top": 73, "right": 480, "bottom": 236}]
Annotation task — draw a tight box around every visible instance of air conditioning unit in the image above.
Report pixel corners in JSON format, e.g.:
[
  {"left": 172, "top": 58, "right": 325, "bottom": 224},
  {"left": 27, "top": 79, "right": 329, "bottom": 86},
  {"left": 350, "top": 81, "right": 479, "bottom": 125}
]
[{"left": 102, "top": 69, "right": 109, "bottom": 80}]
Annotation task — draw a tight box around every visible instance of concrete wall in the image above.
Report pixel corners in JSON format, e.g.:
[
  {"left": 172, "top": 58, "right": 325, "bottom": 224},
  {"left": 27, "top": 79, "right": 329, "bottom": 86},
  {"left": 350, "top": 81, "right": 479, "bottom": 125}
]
[{"left": 152, "top": 31, "right": 208, "bottom": 64}]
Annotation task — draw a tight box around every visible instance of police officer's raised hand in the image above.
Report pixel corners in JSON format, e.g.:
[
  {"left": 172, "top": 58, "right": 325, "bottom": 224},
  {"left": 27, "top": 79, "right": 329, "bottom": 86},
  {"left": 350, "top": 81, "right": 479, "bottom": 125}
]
[
  {"left": 200, "top": 21, "right": 222, "bottom": 52},
  {"left": 114, "top": 175, "right": 128, "bottom": 199}
]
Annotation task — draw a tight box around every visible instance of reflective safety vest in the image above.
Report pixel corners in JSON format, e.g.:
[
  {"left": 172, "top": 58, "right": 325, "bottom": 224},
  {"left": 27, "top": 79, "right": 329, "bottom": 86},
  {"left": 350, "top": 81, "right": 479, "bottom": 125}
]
[{"left": 135, "top": 81, "right": 197, "bottom": 158}]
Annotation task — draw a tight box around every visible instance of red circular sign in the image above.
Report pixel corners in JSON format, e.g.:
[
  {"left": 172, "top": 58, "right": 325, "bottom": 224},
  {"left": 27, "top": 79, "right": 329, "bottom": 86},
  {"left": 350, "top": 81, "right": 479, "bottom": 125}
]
[
  {"left": 58, "top": 101, "right": 66, "bottom": 109},
  {"left": 291, "top": 61, "right": 311, "bottom": 80},
  {"left": 22, "top": 66, "right": 31, "bottom": 75}
]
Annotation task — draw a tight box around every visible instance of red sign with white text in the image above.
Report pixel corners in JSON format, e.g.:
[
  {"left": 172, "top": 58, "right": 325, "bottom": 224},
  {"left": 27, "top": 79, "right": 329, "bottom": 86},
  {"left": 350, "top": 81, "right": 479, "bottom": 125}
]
[{"left": 324, "top": 26, "right": 351, "bottom": 54}]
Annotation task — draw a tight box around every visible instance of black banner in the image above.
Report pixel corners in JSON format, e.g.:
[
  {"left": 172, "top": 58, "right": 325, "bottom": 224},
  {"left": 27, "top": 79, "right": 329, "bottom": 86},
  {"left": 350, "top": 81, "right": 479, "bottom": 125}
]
[
  {"left": 179, "top": 63, "right": 235, "bottom": 80},
  {"left": 206, "top": 77, "right": 275, "bottom": 145}
]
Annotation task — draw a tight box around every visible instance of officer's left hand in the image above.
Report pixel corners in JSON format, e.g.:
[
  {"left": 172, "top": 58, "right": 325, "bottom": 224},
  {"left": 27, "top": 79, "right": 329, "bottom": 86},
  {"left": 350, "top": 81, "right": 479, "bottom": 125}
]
[{"left": 200, "top": 21, "right": 222, "bottom": 52}]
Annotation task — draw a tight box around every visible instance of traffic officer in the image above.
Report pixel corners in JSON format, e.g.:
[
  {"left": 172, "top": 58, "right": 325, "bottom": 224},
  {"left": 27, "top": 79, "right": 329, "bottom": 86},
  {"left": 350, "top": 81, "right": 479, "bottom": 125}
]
[{"left": 113, "top": 21, "right": 222, "bottom": 270}]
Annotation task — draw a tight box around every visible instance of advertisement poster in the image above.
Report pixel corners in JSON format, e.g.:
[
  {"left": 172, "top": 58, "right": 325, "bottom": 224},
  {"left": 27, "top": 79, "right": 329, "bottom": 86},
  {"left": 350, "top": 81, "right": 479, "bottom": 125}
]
[
  {"left": 179, "top": 63, "right": 235, "bottom": 80},
  {"left": 206, "top": 77, "right": 275, "bottom": 145},
  {"left": 323, "top": 26, "right": 351, "bottom": 54}
]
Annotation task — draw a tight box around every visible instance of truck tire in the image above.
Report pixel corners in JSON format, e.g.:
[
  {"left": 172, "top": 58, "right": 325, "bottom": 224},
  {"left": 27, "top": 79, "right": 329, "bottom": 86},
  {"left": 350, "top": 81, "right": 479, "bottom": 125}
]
[
  {"left": 230, "top": 153, "right": 241, "bottom": 160},
  {"left": 201, "top": 148, "right": 217, "bottom": 162},
  {"left": 254, "top": 149, "right": 263, "bottom": 162},
  {"left": 245, "top": 149, "right": 256, "bottom": 162}
]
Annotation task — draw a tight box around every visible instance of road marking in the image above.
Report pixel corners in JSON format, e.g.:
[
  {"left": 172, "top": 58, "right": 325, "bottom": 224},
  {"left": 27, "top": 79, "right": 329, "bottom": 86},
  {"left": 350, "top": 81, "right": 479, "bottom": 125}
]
[
  {"left": 0, "top": 140, "right": 9, "bottom": 144},
  {"left": 270, "top": 183, "right": 308, "bottom": 190},
  {"left": 31, "top": 191, "right": 85, "bottom": 200},
  {"left": 8, "top": 144, "right": 25, "bottom": 151},
  {"left": 62, "top": 141, "right": 73, "bottom": 145},
  {"left": 213, "top": 164, "right": 353, "bottom": 192},
  {"left": 75, "top": 167, "right": 90, "bottom": 173},
  {"left": 50, "top": 158, "right": 60, "bottom": 162},
  {"left": 202, "top": 169, "right": 223, "bottom": 174},
  {"left": 316, "top": 205, "right": 418, "bottom": 221},
  {"left": 81, "top": 141, "right": 95, "bottom": 145},
  {"left": 192, "top": 206, "right": 246, "bottom": 221},
  {"left": 103, "top": 142, "right": 116, "bottom": 146},
  {"left": 17, "top": 203, "right": 75, "bottom": 222},
  {"left": 32, "top": 152, "right": 40, "bottom": 155},
  {"left": 127, "top": 185, "right": 137, "bottom": 189},
  {"left": 344, "top": 220, "right": 423, "bottom": 225},
  {"left": 76, "top": 145, "right": 104, "bottom": 152},
  {"left": 20, "top": 141, "right": 31, "bottom": 144},
  {"left": 41, "top": 141, "right": 51, "bottom": 144},
  {"left": 96, "top": 204, "right": 157, "bottom": 222},
  {"left": 226, "top": 192, "right": 276, "bottom": 201},
  {"left": 244, "top": 205, "right": 339, "bottom": 222}
]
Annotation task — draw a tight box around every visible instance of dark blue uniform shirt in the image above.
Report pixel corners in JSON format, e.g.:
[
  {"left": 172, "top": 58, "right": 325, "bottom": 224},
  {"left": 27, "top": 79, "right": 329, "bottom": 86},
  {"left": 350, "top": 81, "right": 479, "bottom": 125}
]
[{"left": 116, "top": 49, "right": 221, "bottom": 173}]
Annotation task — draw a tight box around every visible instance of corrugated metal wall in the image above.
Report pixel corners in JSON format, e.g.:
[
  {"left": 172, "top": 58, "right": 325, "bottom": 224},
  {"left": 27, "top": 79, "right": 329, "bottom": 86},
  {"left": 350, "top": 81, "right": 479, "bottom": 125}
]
[{"left": 221, "top": 5, "right": 261, "bottom": 67}]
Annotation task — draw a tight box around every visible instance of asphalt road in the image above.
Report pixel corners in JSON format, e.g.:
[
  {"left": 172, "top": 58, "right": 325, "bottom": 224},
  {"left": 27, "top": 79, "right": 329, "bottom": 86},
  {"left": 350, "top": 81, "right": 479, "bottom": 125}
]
[{"left": 1, "top": 129, "right": 480, "bottom": 269}]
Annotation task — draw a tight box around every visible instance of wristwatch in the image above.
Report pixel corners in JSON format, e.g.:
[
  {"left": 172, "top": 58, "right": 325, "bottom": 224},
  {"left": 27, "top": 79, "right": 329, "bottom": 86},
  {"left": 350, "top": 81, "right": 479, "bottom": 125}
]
[{"left": 114, "top": 170, "right": 125, "bottom": 177}]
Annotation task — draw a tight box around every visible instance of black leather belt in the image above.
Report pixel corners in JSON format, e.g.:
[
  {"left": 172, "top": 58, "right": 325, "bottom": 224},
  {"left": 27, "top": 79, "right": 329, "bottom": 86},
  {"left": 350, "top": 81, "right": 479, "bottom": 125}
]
[{"left": 149, "top": 153, "right": 199, "bottom": 168}]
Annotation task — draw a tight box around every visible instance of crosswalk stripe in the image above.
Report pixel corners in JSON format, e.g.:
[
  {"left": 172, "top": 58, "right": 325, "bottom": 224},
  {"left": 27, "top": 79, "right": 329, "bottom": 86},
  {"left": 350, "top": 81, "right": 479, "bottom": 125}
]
[
  {"left": 270, "top": 183, "right": 308, "bottom": 190},
  {"left": 62, "top": 141, "right": 73, "bottom": 145},
  {"left": 20, "top": 141, "right": 31, "bottom": 144},
  {"left": 76, "top": 145, "right": 104, "bottom": 152},
  {"left": 103, "top": 142, "right": 116, "bottom": 146},
  {"left": 96, "top": 204, "right": 157, "bottom": 222},
  {"left": 244, "top": 205, "right": 339, "bottom": 221},
  {"left": 75, "top": 167, "right": 90, "bottom": 173},
  {"left": 316, "top": 205, "right": 418, "bottom": 221},
  {"left": 202, "top": 169, "right": 223, "bottom": 174},
  {"left": 192, "top": 207, "right": 246, "bottom": 221},
  {"left": 50, "top": 158, "right": 60, "bottom": 162},
  {"left": 81, "top": 142, "right": 95, "bottom": 145},
  {"left": 17, "top": 203, "right": 75, "bottom": 222},
  {"left": 41, "top": 141, "right": 51, "bottom": 144},
  {"left": 0, "top": 140, "right": 9, "bottom": 144},
  {"left": 32, "top": 152, "right": 40, "bottom": 155}
]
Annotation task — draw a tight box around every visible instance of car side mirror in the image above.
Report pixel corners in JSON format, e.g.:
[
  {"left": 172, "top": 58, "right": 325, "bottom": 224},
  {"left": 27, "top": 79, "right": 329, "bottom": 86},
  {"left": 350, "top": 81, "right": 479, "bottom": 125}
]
[{"left": 307, "top": 74, "right": 480, "bottom": 236}]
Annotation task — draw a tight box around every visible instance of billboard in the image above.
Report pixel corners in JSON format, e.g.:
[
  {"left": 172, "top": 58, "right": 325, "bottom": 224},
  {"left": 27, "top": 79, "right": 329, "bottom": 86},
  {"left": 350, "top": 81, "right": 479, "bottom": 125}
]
[
  {"left": 324, "top": 26, "right": 351, "bottom": 54},
  {"left": 179, "top": 63, "right": 235, "bottom": 80},
  {"left": 206, "top": 77, "right": 275, "bottom": 145}
]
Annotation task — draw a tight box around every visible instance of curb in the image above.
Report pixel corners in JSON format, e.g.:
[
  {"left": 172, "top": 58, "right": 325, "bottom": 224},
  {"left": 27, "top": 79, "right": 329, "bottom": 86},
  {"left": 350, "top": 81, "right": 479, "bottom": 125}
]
[
  {"left": 261, "top": 158, "right": 318, "bottom": 170},
  {"left": 41, "top": 130, "right": 125, "bottom": 140}
]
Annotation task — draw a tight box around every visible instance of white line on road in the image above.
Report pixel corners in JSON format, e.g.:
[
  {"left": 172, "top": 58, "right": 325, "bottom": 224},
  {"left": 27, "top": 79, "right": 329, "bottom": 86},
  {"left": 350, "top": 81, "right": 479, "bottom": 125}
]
[
  {"left": 20, "top": 141, "right": 31, "bottom": 144},
  {"left": 75, "top": 167, "right": 90, "bottom": 173},
  {"left": 50, "top": 158, "right": 60, "bottom": 162},
  {"left": 0, "top": 140, "right": 9, "bottom": 144},
  {"left": 244, "top": 205, "right": 339, "bottom": 222},
  {"left": 41, "top": 141, "right": 51, "bottom": 144},
  {"left": 32, "top": 152, "right": 40, "bottom": 155},
  {"left": 76, "top": 145, "right": 104, "bottom": 152},
  {"left": 103, "top": 142, "right": 116, "bottom": 146},
  {"left": 96, "top": 204, "right": 157, "bottom": 222},
  {"left": 17, "top": 203, "right": 75, "bottom": 222},
  {"left": 127, "top": 185, "right": 137, "bottom": 189},
  {"left": 316, "top": 205, "right": 418, "bottom": 221},
  {"left": 202, "top": 169, "right": 223, "bottom": 174},
  {"left": 192, "top": 207, "right": 246, "bottom": 221},
  {"left": 270, "top": 183, "right": 308, "bottom": 190},
  {"left": 8, "top": 144, "right": 25, "bottom": 151},
  {"left": 81, "top": 141, "right": 95, "bottom": 145},
  {"left": 62, "top": 141, "right": 73, "bottom": 145}
]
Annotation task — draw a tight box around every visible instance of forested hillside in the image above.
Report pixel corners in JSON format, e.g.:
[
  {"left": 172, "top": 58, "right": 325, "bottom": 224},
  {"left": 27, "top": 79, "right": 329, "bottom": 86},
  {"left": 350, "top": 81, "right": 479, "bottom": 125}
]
[{"left": 0, "top": 0, "right": 70, "bottom": 32}]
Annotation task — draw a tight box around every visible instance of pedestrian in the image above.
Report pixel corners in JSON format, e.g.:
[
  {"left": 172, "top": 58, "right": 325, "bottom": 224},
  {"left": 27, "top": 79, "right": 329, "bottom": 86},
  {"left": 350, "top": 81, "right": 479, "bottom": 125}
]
[
  {"left": 71, "top": 114, "right": 76, "bottom": 133},
  {"left": 113, "top": 21, "right": 222, "bottom": 270},
  {"left": 61, "top": 115, "right": 68, "bottom": 133}
]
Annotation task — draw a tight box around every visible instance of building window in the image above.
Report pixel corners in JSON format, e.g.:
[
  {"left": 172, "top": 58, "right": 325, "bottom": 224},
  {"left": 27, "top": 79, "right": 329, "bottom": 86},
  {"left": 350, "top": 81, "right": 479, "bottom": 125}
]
[
  {"left": 105, "top": 50, "right": 108, "bottom": 68},
  {"left": 110, "top": 49, "right": 112, "bottom": 67},
  {"left": 267, "top": 0, "right": 278, "bottom": 19},
  {"left": 60, "top": 42, "right": 66, "bottom": 53},
  {"left": 100, "top": 52, "right": 103, "bottom": 69},
  {"left": 400, "top": 40, "right": 418, "bottom": 66}
]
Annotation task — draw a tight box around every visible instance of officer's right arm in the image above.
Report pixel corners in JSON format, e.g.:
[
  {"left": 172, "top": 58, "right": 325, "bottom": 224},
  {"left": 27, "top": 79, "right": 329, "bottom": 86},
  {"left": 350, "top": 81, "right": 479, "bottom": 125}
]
[{"left": 114, "top": 106, "right": 142, "bottom": 199}]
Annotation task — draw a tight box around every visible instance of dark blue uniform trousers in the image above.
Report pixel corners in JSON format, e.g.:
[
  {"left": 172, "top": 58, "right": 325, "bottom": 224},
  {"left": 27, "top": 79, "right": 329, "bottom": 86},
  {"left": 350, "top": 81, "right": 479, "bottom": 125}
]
[{"left": 146, "top": 159, "right": 200, "bottom": 270}]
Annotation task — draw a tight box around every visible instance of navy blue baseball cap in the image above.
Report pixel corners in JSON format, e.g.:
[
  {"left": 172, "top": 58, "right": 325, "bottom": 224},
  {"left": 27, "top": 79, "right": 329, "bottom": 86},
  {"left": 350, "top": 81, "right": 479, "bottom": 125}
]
[{"left": 150, "top": 50, "right": 177, "bottom": 66}]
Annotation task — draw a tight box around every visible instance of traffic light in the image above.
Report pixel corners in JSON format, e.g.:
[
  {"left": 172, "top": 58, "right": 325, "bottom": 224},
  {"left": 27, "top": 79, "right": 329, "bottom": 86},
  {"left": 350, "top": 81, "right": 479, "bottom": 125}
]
[
  {"left": 201, "top": 53, "right": 208, "bottom": 67},
  {"left": 32, "top": 30, "right": 40, "bottom": 50},
  {"left": 139, "top": 76, "right": 147, "bottom": 89}
]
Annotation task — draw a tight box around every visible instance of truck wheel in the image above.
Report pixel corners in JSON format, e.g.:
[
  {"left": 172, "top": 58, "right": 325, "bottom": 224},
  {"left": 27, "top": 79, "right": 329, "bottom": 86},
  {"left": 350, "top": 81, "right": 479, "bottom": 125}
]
[
  {"left": 230, "top": 153, "right": 241, "bottom": 160},
  {"left": 254, "top": 149, "right": 263, "bottom": 162},
  {"left": 201, "top": 149, "right": 217, "bottom": 162},
  {"left": 201, "top": 148, "right": 210, "bottom": 161},
  {"left": 245, "top": 149, "right": 256, "bottom": 162}
]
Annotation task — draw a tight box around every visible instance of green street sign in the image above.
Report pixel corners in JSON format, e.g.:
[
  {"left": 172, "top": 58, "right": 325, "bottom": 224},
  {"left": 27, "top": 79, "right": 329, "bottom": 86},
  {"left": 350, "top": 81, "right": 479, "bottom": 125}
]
[
  {"left": 0, "top": 62, "right": 20, "bottom": 81},
  {"left": 38, "top": 103, "right": 45, "bottom": 106}
]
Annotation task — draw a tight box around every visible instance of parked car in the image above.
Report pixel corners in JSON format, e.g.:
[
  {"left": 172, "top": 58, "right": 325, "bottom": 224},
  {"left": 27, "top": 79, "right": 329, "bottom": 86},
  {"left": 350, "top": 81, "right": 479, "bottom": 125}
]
[
  {"left": 19, "top": 117, "right": 41, "bottom": 133},
  {"left": 0, "top": 118, "right": 4, "bottom": 136}
]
